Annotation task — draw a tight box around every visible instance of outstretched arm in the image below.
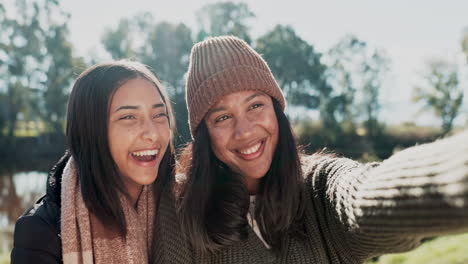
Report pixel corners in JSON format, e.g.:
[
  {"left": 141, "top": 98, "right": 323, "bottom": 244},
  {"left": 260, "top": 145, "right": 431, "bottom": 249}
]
[{"left": 304, "top": 130, "right": 468, "bottom": 260}]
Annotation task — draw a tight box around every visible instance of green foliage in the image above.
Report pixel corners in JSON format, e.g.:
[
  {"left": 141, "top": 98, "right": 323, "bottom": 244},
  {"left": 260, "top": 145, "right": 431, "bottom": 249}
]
[
  {"left": 141, "top": 21, "right": 193, "bottom": 145},
  {"left": 38, "top": 25, "right": 83, "bottom": 135},
  {"left": 0, "top": 0, "right": 40, "bottom": 138},
  {"left": 462, "top": 28, "right": 468, "bottom": 63},
  {"left": 0, "top": 251, "right": 9, "bottom": 264},
  {"left": 255, "top": 25, "right": 344, "bottom": 140},
  {"left": 0, "top": 94, "right": 6, "bottom": 135},
  {"left": 101, "top": 16, "right": 141, "bottom": 59},
  {"left": 196, "top": 1, "right": 254, "bottom": 43},
  {"left": 0, "top": 0, "right": 79, "bottom": 140},
  {"left": 325, "top": 35, "right": 363, "bottom": 126},
  {"left": 141, "top": 22, "right": 192, "bottom": 89},
  {"left": 294, "top": 120, "right": 442, "bottom": 160},
  {"left": 360, "top": 51, "right": 389, "bottom": 138},
  {"left": 413, "top": 59, "right": 464, "bottom": 135},
  {"left": 256, "top": 25, "right": 329, "bottom": 109},
  {"left": 324, "top": 35, "right": 390, "bottom": 138},
  {"left": 367, "top": 233, "right": 468, "bottom": 264},
  {"left": 294, "top": 118, "right": 368, "bottom": 159}
]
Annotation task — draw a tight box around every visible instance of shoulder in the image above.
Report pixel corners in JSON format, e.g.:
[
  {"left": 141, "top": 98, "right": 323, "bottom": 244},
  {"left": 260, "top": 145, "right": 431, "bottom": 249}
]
[
  {"left": 301, "top": 153, "right": 358, "bottom": 177},
  {"left": 301, "top": 153, "right": 379, "bottom": 192},
  {"left": 11, "top": 197, "right": 62, "bottom": 263}
]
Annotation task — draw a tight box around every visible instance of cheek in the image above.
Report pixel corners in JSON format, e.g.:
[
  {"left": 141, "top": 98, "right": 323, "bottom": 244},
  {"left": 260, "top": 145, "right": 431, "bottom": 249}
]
[
  {"left": 108, "top": 125, "right": 132, "bottom": 162},
  {"left": 263, "top": 113, "right": 279, "bottom": 149},
  {"left": 159, "top": 124, "right": 171, "bottom": 146},
  {"left": 271, "top": 120, "right": 279, "bottom": 144},
  {"left": 208, "top": 130, "right": 231, "bottom": 160}
]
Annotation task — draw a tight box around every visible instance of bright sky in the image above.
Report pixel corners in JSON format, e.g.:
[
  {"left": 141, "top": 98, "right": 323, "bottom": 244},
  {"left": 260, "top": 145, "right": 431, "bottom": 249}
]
[{"left": 60, "top": 0, "right": 468, "bottom": 126}]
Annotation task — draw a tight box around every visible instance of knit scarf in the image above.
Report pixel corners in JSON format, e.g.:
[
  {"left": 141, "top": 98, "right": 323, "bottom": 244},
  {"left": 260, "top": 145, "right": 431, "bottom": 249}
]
[{"left": 60, "top": 158, "right": 155, "bottom": 264}]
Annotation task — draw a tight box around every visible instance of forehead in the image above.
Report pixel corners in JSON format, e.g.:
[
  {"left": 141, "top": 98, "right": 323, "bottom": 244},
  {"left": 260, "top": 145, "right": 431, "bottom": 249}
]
[
  {"left": 211, "top": 90, "right": 268, "bottom": 108},
  {"left": 110, "top": 78, "right": 162, "bottom": 107}
]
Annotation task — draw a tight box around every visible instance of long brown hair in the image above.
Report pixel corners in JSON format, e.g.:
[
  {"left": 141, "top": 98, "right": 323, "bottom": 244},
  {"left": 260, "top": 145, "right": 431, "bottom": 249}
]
[
  {"left": 66, "top": 60, "right": 175, "bottom": 237},
  {"left": 177, "top": 99, "right": 306, "bottom": 254}
]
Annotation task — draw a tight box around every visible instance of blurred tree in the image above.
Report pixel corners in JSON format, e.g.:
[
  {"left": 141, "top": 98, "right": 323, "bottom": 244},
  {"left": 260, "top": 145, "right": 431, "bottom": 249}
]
[
  {"left": 0, "top": 3, "right": 4, "bottom": 137},
  {"left": 0, "top": 0, "right": 78, "bottom": 141},
  {"left": 141, "top": 22, "right": 193, "bottom": 145},
  {"left": 102, "top": 12, "right": 157, "bottom": 60},
  {"left": 461, "top": 28, "right": 468, "bottom": 126},
  {"left": 360, "top": 51, "right": 389, "bottom": 138},
  {"left": 413, "top": 59, "right": 464, "bottom": 135},
  {"left": 256, "top": 25, "right": 327, "bottom": 108},
  {"left": 325, "top": 35, "right": 389, "bottom": 136},
  {"left": 102, "top": 18, "right": 137, "bottom": 60},
  {"left": 196, "top": 1, "right": 254, "bottom": 43},
  {"left": 325, "top": 35, "right": 363, "bottom": 129},
  {"left": 36, "top": 24, "right": 84, "bottom": 135},
  {"left": 256, "top": 25, "right": 340, "bottom": 139},
  {"left": 141, "top": 22, "right": 192, "bottom": 91},
  {"left": 0, "top": 94, "right": 5, "bottom": 136},
  {"left": 0, "top": 0, "right": 41, "bottom": 139},
  {"left": 101, "top": 13, "right": 155, "bottom": 60},
  {"left": 462, "top": 28, "right": 468, "bottom": 63}
]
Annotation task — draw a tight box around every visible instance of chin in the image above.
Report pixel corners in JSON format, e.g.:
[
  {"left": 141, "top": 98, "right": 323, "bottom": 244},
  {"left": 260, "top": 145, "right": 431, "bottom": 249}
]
[
  {"left": 135, "top": 170, "right": 159, "bottom": 185},
  {"left": 135, "top": 176, "right": 158, "bottom": 186},
  {"left": 253, "top": 164, "right": 271, "bottom": 178},
  {"left": 245, "top": 170, "right": 268, "bottom": 180}
]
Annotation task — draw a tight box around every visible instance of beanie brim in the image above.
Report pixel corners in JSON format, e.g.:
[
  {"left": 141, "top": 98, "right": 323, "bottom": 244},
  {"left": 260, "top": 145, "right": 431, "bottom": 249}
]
[{"left": 187, "top": 65, "right": 286, "bottom": 136}]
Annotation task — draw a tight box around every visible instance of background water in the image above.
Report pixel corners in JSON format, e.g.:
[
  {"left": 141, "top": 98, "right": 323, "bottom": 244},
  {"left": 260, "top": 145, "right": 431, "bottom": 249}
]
[{"left": 0, "top": 170, "right": 47, "bottom": 253}]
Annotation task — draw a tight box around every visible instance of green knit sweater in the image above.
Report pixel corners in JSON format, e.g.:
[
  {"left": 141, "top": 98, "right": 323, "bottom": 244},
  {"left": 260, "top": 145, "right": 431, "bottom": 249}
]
[{"left": 161, "top": 130, "right": 468, "bottom": 263}]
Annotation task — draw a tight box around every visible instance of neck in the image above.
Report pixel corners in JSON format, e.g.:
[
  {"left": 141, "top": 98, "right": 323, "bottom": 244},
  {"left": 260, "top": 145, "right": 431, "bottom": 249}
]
[
  {"left": 130, "top": 187, "right": 143, "bottom": 207},
  {"left": 124, "top": 181, "right": 144, "bottom": 207},
  {"left": 244, "top": 177, "right": 260, "bottom": 195}
]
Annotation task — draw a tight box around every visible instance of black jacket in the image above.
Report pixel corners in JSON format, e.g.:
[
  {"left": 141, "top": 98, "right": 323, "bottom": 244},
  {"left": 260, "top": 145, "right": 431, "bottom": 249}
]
[
  {"left": 11, "top": 153, "right": 69, "bottom": 264},
  {"left": 10, "top": 152, "right": 193, "bottom": 264}
]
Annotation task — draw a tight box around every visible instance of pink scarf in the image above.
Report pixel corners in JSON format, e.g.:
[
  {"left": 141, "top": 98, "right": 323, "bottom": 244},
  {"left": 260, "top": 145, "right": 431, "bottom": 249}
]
[{"left": 60, "top": 158, "right": 154, "bottom": 264}]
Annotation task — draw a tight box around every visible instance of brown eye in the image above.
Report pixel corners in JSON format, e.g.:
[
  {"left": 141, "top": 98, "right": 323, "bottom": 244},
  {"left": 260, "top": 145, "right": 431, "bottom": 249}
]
[
  {"left": 250, "top": 103, "right": 263, "bottom": 110},
  {"left": 153, "top": 112, "right": 168, "bottom": 119},
  {"left": 215, "top": 115, "right": 230, "bottom": 123},
  {"left": 119, "top": 115, "right": 135, "bottom": 120}
]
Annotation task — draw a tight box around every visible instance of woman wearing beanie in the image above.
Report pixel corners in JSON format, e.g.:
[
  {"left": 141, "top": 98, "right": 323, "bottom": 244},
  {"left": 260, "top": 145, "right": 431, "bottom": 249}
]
[
  {"left": 11, "top": 60, "right": 191, "bottom": 264},
  {"left": 177, "top": 36, "right": 468, "bottom": 263}
]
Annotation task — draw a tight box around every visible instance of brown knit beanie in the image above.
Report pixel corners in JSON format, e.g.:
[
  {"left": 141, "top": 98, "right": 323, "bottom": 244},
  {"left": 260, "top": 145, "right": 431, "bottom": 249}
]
[{"left": 185, "top": 36, "right": 286, "bottom": 136}]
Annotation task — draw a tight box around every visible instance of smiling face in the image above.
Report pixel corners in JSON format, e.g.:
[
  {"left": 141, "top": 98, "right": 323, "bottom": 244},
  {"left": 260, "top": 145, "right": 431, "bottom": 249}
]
[
  {"left": 204, "top": 90, "right": 279, "bottom": 193},
  {"left": 107, "top": 77, "right": 170, "bottom": 199}
]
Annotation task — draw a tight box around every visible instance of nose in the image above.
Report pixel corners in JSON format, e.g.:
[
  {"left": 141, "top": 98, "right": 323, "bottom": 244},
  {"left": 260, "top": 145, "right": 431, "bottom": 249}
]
[
  {"left": 141, "top": 119, "right": 159, "bottom": 143},
  {"left": 233, "top": 116, "right": 254, "bottom": 140}
]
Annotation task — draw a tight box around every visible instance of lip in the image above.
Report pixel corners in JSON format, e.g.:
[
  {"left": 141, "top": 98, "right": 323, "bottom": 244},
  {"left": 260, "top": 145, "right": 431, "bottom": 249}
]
[
  {"left": 234, "top": 139, "right": 266, "bottom": 161},
  {"left": 130, "top": 147, "right": 160, "bottom": 168}
]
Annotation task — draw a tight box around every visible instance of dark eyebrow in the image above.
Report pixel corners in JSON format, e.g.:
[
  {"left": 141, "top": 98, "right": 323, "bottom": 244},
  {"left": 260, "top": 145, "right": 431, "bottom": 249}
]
[
  {"left": 114, "top": 103, "right": 165, "bottom": 113},
  {"left": 114, "top": 105, "right": 138, "bottom": 112},
  {"left": 206, "top": 106, "right": 226, "bottom": 118},
  {"left": 152, "top": 103, "right": 166, "bottom": 109},
  {"left": 244, "top": 92, "right": 266, "bottom": 103},
  {"left": 205, "top": 92, "right": 267, "bottom": 119}
]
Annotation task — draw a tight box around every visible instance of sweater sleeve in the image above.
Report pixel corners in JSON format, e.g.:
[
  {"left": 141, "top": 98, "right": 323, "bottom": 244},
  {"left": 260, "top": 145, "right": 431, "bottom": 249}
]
[{"left": 303, "top": 130, "right": 468, "bottom": 260}]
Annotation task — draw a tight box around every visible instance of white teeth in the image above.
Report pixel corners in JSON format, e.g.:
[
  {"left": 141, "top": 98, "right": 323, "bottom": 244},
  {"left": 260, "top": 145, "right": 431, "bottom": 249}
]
[
  {"left": 239, "top": 142, "right": 261, "bottom": 155},
  {"left": 132, "top": 149, "right": 159, "bottom": 156}
]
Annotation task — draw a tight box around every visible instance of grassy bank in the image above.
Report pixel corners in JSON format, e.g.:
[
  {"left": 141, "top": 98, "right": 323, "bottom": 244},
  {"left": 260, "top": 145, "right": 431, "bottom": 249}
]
[
  {"left": 0, "top": 251, "right": 9, "bottom": 264},
  {"left": 367, "top": 233, "right": 468, "bottom": 264},
  {"left": 2, "top": 233, "right": 467, "bottom": 264}
]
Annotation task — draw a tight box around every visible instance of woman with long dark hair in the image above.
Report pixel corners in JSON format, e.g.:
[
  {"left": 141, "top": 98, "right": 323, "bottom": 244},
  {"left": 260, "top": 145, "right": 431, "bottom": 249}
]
[
  {"left": 11, "top": 60, "right": 191, "bottom": 264},
  {"left": 177, "top": 36, "right": 468, "bottom": 263}
]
